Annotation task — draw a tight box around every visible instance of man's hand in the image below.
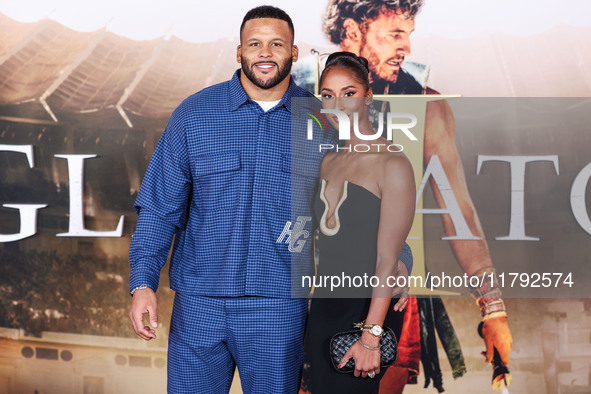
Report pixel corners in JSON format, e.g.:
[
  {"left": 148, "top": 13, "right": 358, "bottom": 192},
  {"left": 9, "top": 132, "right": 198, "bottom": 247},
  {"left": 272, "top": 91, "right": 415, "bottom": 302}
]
[
  {"left": 391, "top": 260, "right": 409, "bottom": 312},
  {"left": 482, "top": 315, "right": 512, "bottom": 365},
  {"left": 129, "top": 287, "right": 158, "bottom": 340}
]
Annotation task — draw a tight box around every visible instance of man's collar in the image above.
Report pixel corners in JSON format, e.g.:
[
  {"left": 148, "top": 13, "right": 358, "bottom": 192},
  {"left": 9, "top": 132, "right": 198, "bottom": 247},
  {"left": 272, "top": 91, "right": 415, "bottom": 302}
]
[
  {"left": 229, "top": 70, "right": 250, "bottom": 112},
  {"left": 277, "top": 76, "right": 299, "bottom": 113},
  {"left": 229, "top": 69, "right": 297, "bottom": 113}
]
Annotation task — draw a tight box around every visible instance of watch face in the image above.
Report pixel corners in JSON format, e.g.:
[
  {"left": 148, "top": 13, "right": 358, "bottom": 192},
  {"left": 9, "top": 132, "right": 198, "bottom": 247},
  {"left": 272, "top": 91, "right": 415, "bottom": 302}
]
[{"left": 370, "top": 325, "right": 383, "bottom": 336}]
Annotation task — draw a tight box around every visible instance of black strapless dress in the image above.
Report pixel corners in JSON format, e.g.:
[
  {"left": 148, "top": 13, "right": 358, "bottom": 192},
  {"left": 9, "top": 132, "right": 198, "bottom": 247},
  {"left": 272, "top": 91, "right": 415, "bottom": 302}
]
[{"left": 301, "top": 180, "right": 405, "bottom": 394}]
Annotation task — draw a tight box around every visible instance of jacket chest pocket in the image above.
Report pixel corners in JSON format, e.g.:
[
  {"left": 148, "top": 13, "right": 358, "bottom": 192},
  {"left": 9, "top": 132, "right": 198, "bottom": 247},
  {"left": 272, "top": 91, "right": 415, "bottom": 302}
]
[
  {"left": 193, "top": 151, "right": 242, "bottom": 210},
  {"left": 194, "top": 151, "right": 241, "bottom": 176}
]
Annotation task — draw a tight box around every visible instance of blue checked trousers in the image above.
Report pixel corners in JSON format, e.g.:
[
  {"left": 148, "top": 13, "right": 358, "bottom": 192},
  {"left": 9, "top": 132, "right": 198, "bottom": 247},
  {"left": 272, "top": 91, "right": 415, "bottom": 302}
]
[{"left": 167, "top": 294, "right": 308, "bottom": 393}]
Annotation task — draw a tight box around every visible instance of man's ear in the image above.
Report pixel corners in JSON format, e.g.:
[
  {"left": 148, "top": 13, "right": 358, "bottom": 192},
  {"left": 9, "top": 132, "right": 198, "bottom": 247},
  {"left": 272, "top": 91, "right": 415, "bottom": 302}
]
[
  {"left": 292, "top": 44, "right": 299, "bottom": 63},
  {"left": 343, "top": 18, "right": 362, "bottom": 42},
  {"left": 236, "top": 45, "right": 241, "bottom": 64}
]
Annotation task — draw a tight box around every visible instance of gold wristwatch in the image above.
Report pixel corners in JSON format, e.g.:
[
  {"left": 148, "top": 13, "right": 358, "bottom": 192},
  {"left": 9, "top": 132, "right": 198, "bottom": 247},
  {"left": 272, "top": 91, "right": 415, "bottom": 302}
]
[
  {"left": 363, "top": 324, "right": 384, "bottom": 337},
  {"left": 353, "top": 321, "right": 384, "bottom": 337}
]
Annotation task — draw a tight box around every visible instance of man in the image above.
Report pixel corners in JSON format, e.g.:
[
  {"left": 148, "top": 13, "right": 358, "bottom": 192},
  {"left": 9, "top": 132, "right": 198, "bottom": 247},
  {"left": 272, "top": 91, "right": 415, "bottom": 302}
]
[
  {"left": 128, "top": 6, "right": 311, "bottom": 394},
  {"left": 316, "top": 0, "right": 513, "bottom": 391},
  {"left": 128, "top": 5, "right": 413, "bottom": 394}
]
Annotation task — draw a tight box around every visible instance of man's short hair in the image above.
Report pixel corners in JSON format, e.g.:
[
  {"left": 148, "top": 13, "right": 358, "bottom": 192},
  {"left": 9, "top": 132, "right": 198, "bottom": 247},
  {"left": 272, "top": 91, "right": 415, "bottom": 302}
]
[
  {"left": 323, "top": 0, "right": 424, "bottom": 45},
  {"left": 240, "top": 5, "right": 295, "bottom": 42}
]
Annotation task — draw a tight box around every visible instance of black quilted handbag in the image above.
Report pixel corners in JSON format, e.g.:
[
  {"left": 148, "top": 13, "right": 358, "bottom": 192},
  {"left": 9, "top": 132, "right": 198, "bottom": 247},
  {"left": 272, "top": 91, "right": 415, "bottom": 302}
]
[{"left": 329, "top": 327, "right": 398, "bottom": 373}]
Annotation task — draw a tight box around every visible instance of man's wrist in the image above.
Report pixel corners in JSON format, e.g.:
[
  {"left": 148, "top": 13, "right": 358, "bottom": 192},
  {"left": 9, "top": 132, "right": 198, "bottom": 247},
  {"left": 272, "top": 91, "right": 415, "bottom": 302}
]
[
  {"left": 483, "top": 311, "right": 507, "bottom": 321},
  {"left": 130, "top": 284, "right": 150, "bottom": 295},
  {"left": 468, "top": 267, "right": 508, "bottom": 318}
]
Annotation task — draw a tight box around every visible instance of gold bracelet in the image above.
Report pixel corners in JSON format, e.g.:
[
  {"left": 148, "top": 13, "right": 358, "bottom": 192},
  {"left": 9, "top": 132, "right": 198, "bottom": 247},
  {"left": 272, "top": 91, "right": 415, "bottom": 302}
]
[
  {"left": 353, "top": 320, "right": 366, "bottom": 330},
  {"left": 359, "top": 339, "right": 380, "bottom": 351}
]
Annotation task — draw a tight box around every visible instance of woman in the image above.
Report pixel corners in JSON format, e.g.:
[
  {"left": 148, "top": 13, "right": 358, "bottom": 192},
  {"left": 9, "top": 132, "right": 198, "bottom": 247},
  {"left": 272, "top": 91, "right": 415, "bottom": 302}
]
[{"left": 300, "top": 52, "right": 416, "bottom": 393}]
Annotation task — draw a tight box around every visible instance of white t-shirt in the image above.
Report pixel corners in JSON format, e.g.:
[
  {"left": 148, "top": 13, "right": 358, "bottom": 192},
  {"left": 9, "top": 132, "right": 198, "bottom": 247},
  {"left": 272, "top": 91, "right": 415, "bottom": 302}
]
[{"left": 254, "top": 99, "right": 281, "bottom": 112}]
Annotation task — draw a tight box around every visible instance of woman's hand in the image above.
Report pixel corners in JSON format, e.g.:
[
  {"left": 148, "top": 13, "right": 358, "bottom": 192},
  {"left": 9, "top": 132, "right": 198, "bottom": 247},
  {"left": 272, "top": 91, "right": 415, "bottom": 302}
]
[{"left": 338, "top": 332, "right": 381, "bottom": 378}]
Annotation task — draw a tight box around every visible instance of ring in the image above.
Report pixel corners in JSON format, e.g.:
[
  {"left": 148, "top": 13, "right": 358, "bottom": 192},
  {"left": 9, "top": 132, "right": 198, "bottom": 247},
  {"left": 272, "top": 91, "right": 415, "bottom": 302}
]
[
  {"left": 368, "top": 371, "right": 376, "bottom": 378},
  {"left": 401, "top": 290, "right": 409, "bottom": 295}
]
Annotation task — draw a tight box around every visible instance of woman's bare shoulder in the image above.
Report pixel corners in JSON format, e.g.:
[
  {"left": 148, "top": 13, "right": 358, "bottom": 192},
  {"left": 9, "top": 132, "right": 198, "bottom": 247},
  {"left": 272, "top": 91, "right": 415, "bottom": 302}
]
[
  {"left": 377, "top": 149, "right": 411, "bottom": 170},
  {"left": 378, "top": 151, "right": 414, "bottom": 190}
]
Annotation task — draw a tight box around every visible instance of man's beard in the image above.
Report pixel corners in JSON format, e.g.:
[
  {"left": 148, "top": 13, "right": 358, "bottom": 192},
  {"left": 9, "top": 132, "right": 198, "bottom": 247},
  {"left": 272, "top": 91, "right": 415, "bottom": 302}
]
[
  {"left": 360, "top": 35, "right": 402, "bottom": 85},
  {"left": 241, "top": 58, "right": 292, "bottom": 89}
]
